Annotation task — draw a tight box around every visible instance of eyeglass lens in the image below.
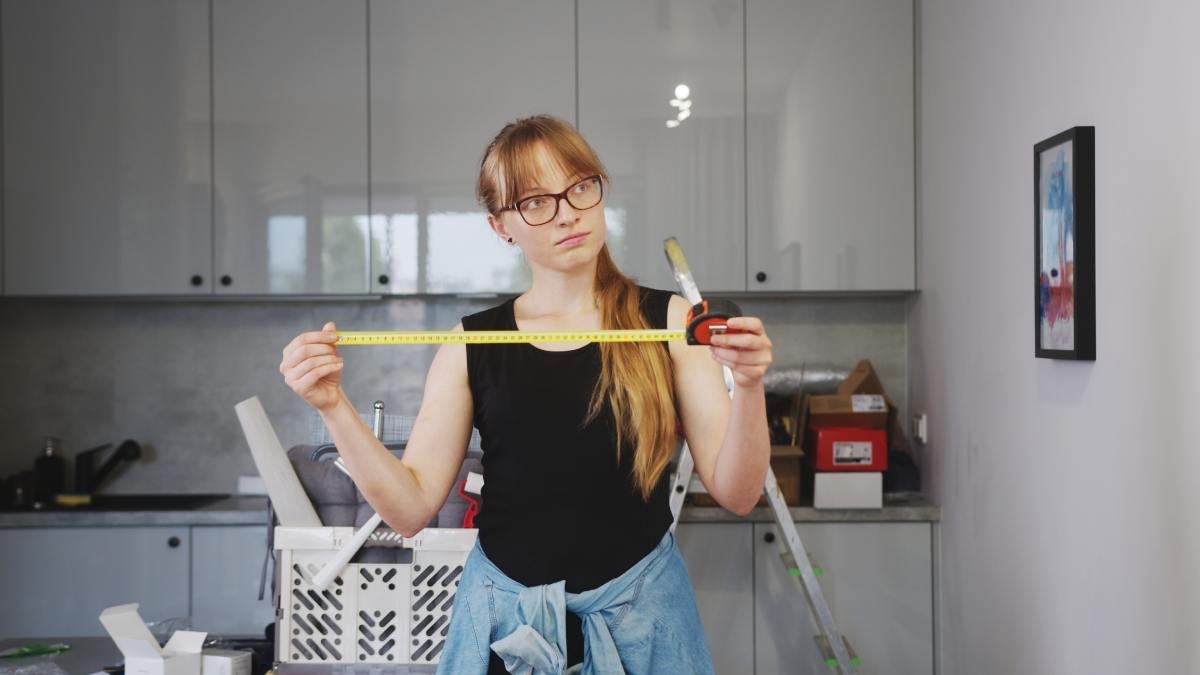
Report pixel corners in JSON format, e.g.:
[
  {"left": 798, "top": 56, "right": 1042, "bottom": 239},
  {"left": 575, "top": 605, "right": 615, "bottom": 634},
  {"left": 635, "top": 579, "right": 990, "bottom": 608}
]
[{"left": 517, "top": 177, "right": 603, "bottom": 226}]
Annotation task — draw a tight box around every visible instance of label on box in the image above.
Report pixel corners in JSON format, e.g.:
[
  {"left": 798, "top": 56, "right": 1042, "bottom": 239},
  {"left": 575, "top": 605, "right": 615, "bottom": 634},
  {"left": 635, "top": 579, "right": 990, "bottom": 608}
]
[
  {"left": 851, "top": 394, "right": 887, "bottom": 413},
  {"left": 832, "top": 441, "right": 874, "bottom": 465}
]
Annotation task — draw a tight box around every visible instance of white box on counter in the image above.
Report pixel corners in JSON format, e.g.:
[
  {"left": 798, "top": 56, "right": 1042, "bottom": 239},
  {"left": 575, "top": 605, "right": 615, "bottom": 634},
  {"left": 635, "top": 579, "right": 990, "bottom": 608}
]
[
  {"left": 201, "top": 650, "right": 251, "bottom": 675},
  {"left": 813, "top": 472, "right": 883, "bottom": 509},
  {"left": 98, "top": 603, "right": 207, "bottom": 675}
]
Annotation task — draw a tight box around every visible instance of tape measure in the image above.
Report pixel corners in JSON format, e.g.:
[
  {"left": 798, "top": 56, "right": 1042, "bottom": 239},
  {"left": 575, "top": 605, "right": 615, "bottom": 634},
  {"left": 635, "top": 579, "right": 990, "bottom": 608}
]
[{"left": 335, "top": 329, "right": 688, "bottom": 346}]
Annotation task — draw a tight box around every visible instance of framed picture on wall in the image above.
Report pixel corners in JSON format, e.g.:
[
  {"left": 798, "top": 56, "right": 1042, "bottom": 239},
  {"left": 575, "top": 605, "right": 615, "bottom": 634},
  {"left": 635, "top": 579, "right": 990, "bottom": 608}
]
[{"left": 1034, "top": 126, "right": 1095, "bottom": 360}]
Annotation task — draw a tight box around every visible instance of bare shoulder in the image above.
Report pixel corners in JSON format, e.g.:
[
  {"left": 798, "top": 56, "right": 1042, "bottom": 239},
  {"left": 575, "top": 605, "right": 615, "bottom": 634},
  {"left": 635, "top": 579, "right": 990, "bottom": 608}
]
[
  {"left": 427, "top": 323, "right": 468, "bottom": 381},
  {"left": 666, "top": 293, "right": 692, "bottom": 329}
]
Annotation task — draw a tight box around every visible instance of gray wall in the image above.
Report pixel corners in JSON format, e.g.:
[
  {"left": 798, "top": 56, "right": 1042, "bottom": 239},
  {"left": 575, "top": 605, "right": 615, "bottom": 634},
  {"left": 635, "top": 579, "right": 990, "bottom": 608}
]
[
  {"left": 0, "top": 294, "right": 908, "bottom": 493},
  {"left": 915, "top": 0, "right": 1200, "bottom": 673}
]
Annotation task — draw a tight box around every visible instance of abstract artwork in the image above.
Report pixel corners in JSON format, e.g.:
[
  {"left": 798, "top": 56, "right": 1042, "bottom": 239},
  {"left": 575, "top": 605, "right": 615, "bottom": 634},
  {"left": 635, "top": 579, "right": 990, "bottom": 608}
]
[{"left": 1034, "top": 126, "right": 1095, "bottom": 360}]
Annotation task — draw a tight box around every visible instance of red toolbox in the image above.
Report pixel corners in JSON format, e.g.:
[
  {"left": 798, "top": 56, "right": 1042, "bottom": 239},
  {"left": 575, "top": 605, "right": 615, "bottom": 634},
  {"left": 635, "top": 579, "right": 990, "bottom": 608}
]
[{"left": 809, "top": 427, "right": 888, "bottom": 472}]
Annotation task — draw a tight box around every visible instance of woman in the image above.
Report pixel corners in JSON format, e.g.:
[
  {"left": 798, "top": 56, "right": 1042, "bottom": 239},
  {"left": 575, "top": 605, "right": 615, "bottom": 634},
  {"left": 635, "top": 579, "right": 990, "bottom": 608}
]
[{"left": 279, "top": 115, "right": 772, "bottom": 674}]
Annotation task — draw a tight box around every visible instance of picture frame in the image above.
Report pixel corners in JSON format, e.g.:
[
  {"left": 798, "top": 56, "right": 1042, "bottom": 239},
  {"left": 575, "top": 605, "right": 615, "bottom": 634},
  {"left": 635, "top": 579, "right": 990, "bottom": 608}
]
[{"left": 1034, "top": 126, "right": 1095, "bottom": 360}]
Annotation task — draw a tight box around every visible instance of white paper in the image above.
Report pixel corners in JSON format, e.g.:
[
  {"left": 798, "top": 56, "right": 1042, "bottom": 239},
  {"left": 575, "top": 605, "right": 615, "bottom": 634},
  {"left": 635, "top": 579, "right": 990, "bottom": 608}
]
[{"left": 850, "top": 394, "right": 887, "bottom": 413}]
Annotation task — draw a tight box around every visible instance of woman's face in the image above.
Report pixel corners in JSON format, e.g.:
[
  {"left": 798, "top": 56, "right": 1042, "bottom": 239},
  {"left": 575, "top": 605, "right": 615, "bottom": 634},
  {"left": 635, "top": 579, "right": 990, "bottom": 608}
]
[{"left": 488, "top": 143, "right": 607, "bottom": 274}]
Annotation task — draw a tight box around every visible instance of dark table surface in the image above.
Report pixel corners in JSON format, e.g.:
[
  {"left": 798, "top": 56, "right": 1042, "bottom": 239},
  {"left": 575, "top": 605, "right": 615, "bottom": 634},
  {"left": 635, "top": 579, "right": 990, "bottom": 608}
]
[{"left": 0, "top": 638, "right": 121, "bottom": 675}]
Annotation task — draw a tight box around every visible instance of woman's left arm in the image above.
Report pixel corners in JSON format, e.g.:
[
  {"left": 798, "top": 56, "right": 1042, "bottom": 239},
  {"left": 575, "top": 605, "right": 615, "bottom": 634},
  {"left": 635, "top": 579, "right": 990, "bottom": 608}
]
[{"left": 668, "top": 295, "right": 773, "bottom": 515}]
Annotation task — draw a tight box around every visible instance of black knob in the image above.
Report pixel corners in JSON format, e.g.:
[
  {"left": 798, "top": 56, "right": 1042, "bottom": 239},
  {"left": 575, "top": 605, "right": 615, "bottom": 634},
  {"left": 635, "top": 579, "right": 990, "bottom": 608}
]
[
  {"left": 220, "top": 275, "right": 232, "bottom": 286},
  {"left": 377, "top": 274, "right": 389, "bottom": 285},
  {"left": 763, "top": 531, "right": 775, "bottom": 543},
  {"left": 168, "top": 536, "right": 181, "bottom": 548},
  {"left": 190, "top": 275, "right": 203, "bottom": 287},
  {"left": 755, "top": 271, "right": 767, "bottom": 283}
]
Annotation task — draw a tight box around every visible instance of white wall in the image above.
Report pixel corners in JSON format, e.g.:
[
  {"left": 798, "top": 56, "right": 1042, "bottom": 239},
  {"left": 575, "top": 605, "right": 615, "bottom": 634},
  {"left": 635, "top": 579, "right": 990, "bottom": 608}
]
[{"left": 914, "top": 1, "right": 1200, "bottom": 673}]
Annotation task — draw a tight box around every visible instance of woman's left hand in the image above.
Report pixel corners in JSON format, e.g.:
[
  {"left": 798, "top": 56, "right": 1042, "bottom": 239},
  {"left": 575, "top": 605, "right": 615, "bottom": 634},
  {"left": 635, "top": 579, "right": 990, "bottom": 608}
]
[{"left": 707, "top": 316, "right": 773, "bottom": 388}]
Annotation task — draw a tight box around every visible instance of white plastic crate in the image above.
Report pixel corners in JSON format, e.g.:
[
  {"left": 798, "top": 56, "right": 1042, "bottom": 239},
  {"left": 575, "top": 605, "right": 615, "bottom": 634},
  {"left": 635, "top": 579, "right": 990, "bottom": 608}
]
[{"left": 274, "top": 526, "right": 477, "bottom": 669}]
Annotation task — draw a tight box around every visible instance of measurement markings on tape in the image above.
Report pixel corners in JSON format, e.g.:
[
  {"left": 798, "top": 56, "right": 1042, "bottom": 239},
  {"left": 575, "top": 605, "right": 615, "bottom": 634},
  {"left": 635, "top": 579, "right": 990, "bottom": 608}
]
[{"left": 335, "top": 329, "right": 688, "bottom": 346}]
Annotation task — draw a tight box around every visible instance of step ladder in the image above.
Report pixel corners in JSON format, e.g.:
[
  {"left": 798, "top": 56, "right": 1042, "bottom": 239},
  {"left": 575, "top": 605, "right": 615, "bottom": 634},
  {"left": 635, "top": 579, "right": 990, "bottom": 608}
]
[
  {"left": 669, "top": 445, "right": 860, "bottom": 674},
  {"left": 662, "top": 235, "right": 859, "bottom": 673}
]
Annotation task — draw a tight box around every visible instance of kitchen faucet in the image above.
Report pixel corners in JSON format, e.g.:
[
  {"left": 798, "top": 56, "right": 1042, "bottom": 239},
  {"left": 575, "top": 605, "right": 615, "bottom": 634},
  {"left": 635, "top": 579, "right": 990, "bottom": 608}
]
[{"left": 74, "top": 439, "right": 142, "bottom": 494}]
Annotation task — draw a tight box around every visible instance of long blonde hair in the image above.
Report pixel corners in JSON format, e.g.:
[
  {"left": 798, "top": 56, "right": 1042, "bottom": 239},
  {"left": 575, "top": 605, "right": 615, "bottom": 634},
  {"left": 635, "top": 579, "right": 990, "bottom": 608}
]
[{"left": 477, "top": 115, "right": 678, "bottom": 500}]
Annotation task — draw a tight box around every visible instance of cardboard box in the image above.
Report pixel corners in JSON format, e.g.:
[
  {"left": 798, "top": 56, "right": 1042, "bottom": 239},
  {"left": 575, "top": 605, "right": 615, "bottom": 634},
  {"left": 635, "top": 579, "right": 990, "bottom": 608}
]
[
  {"left": 837, "top": 359, "right": 889, "bottom": 398},
  {"left": 806, "top": 393, "right": 889, "bottom": 429},
  {"left": 687, "top": 444, "right": 805, "bottom": 507},
  {"left": 99, "top": 604, "right": 207, "bottom": 675},
  {"left": 809, "top": 427, "right": 889, "bottom": 472},
  {"left": 813, "top": 472, "right": 882, "bottom": 509},
  {"left": 201, "top": 650, "right": 251, "bottom": 675},
  {"left": 767, "top": 444, "right": 804, "bottom": 505},
  {"left": 807, "top": 359, "right": 896, "bottom": 431}
]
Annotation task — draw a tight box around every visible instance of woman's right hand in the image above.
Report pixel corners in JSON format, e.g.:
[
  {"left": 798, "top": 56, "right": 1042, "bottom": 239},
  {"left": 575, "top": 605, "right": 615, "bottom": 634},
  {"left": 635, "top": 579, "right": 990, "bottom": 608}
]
[{"left": 280, "top": 320, "right": 345, "bottom": 411}]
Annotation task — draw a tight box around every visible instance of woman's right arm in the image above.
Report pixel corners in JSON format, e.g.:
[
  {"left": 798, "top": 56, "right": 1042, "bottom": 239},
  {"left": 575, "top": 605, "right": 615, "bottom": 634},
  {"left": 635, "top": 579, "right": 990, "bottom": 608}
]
[{"left": 280, "top": 321, "right": 474, "bottom": 536}]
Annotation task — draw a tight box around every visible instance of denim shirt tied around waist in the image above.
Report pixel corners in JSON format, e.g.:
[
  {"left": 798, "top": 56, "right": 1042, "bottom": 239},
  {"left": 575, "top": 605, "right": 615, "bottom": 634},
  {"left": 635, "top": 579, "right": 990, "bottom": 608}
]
[{"left": 436, "top": 531, "right": 714, "bottom": 675}]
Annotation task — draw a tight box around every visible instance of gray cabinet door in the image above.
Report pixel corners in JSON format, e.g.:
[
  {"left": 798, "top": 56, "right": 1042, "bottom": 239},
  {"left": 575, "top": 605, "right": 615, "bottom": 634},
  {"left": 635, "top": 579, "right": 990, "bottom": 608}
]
[
  {"left": 746, "top": 0, "right": 915, "bottom": 291},
  {"left": 677, "top": 523, "right": 755, "bottom": 675},
  {"left": 1, "top": 0, "right": 211, "bottom": 296},
  {"left": 369, "top": 0, "right": 574, "bottom": 295},
  {"left": 191, "top": 525, "right": 275, "bottom": 637},
  {"left": 579, "top": 0, "right": 746, "bottom": 293},
  {"left": 0, "top": 527, "right": 190, "bottom": 637},
  {"left": 754, "top": 522, "right": 933, "bottom": 675},
  {"left": 212, "top": 0, "right": 369, "bottom": 295}
]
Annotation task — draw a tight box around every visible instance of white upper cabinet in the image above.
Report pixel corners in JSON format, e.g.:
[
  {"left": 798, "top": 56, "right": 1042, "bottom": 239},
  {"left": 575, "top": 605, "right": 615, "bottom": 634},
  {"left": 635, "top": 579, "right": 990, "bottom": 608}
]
[
  {"left": 212, "top": 0, "right": 369, "bottom": 295},
  {"left": 578, "top": 0, "right": 746, "bottom": 293},
  {"left": 369, "top": 0, "right": 574, "bottom": 295},
  {"left": 2, "top": 0, "right": 211, "bottom": 295},
  {"left": 746, "top": 0, "right": 914, "bottom": 291}
]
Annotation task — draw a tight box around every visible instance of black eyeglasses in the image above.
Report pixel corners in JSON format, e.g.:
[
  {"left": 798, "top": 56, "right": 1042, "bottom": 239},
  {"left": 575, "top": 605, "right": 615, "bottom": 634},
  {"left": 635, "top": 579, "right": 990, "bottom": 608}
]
[{"left": 502, "top": 175, "right": 604, "bottom": 226}]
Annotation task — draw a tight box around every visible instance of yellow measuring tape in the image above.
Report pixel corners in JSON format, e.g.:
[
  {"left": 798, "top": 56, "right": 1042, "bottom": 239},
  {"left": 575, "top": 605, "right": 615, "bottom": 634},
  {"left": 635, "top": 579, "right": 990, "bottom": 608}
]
[{"left": 335, "top": 329, "right": 687, "bottom": 345}]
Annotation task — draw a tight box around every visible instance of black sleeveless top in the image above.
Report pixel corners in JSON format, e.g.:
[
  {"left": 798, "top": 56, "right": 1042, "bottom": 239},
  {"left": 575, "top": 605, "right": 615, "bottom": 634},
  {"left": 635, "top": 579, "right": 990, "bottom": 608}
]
[{"left": 463, "top": 286, "right": 676, "bottom": 593}]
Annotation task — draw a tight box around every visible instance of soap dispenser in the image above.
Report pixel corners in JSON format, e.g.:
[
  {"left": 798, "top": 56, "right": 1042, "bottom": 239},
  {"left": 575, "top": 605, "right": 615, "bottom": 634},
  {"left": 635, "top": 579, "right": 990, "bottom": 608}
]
[{"left": 33, "top": 436, "right": 66, "bottom": 508}]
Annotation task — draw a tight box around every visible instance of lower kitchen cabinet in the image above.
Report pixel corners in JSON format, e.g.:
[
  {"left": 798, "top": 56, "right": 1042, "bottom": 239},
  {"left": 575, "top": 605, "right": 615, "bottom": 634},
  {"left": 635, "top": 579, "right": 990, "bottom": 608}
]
[
  {"left": 0, "top": 526, "right": 191, "bottom": 637},
  {"left": 677, "top": 523, "right": 756, "bottom": 675},
  {"left": 678, "top": 520, "right": 934, "bottom": 675},
  {"left": 754, "top": 522, "right": 934, "bottom": 675},
  {"left": 191, "top": 525, "right": 275, "bottom": 637},
  {"left": 0, "top": 524, "right": 273, "bottom": 639}
]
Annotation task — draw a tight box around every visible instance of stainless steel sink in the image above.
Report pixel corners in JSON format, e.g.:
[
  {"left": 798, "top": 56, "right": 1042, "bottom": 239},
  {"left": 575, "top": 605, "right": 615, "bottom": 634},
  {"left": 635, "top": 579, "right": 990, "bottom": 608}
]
[{"left": 70, "top": 493, "right": 231, "bottom": 510}]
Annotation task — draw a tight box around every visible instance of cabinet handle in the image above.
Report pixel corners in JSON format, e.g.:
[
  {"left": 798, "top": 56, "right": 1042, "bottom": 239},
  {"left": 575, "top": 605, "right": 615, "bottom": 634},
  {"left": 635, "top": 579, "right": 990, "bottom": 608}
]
[
  {"left": 168, "top": 536, "right": 181, "bottom": 548},
  {"left": 377, "top": 274, "right": 389, "bottom": 285},
  {"left": 220, "top": 275, "right": 233, "bottom": 287},
  {"left": 763, "top": 531, "right": 775, "bottom": 543},
  {"left": 190, "top": 275, "right": 204, "bottom": 287},
  {"left": 755, "top": 271, "right": 768, "bottom": 283}
]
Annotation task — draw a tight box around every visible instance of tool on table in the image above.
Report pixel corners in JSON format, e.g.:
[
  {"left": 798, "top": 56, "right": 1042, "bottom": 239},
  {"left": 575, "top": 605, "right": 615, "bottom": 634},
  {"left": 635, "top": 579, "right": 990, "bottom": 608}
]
[
  {"left": 310, "top": 400, "right": 388, "bottom": 591},
  {"left": 662, "top": 237, "right": 861, "bottom": 675}
]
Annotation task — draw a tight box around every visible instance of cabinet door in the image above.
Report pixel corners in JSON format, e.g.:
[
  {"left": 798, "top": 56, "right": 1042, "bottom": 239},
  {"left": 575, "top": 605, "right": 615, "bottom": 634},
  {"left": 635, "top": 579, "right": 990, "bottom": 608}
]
[
  {"left": 1, "top": 0, "right": 211, "bottom": 295},
  {"left": 754, "top": 522, "right": 933, "bottom": 675},
  {"left": 369, "top": 0, "right": 573, "bottom": 295},
  {"left": 746, "top": 0, "right": 914, "bottom": 291},
  {"left": 213, "top": 0, "right": 369, "bottom": 295},
  {"left": 676, "top": 523, "right": 754, "bottom": 675},
  {"left": 578, "top": 0, "right": 746, "bottom": 292},
  {"left": 191, "top": 525, "right": 275, "bottom": 637},
  {"left": 0, "top": 527, "right": 190, "bottom": 637}
]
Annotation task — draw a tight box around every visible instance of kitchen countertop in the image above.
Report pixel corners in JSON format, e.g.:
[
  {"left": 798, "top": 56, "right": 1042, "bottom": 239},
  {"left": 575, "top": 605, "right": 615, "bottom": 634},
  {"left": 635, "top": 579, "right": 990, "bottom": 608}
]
[
  {"left": 0, "top": 496, "right": 270, "bottom": 527},
  {"left": 682, "top": 491, "right": 939, "bottom": 523},
  {"left": 0, "top": 492, "right": 937, "bottom": 527}
]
